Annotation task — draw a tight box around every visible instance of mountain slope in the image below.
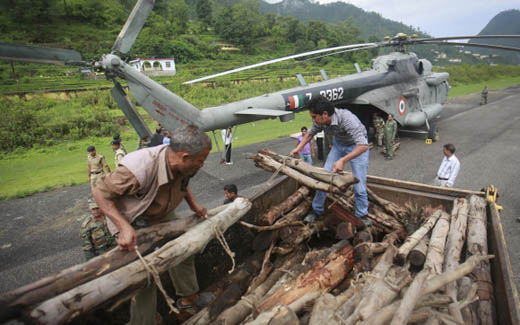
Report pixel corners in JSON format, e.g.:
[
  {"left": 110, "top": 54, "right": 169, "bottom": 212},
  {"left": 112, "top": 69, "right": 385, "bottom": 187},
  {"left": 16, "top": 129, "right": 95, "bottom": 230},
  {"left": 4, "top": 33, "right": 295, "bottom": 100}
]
[
  {"left": 260, "top": 0, "right": 427, "bottom": 39},
  {"left": 469, "top": 9, "right": 520, "bottom": 64}
]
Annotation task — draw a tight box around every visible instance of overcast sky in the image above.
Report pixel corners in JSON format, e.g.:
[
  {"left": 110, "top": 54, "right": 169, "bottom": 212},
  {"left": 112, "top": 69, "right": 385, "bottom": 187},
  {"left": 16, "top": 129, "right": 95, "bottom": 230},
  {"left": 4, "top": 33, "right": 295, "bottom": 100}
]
[{"left": 264, "top": 0, "right": 519, "bottom": 37}]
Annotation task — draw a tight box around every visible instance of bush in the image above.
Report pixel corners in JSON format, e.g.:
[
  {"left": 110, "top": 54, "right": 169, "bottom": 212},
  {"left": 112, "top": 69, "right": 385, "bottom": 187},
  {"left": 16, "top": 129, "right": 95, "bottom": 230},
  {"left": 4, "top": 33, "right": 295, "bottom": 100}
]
[{"left": 0, "top": 93, "right": 120, "bottom": 152}]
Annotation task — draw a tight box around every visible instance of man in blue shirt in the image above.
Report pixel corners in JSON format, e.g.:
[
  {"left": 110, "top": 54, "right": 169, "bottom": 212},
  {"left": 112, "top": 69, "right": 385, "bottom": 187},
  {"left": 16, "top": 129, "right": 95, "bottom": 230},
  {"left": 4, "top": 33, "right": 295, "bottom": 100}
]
[{"left": 290, "top": 95, "right": 370, "bottom": 227}]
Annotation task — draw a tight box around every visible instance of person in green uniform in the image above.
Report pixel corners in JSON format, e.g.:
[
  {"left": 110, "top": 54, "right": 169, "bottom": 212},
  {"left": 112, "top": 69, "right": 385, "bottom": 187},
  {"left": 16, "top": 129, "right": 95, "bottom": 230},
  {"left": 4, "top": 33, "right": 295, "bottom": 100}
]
[
  {"left": 384, "top": 114, "right": 398, "bottom": 160},
  {"left": 80, "top": 199, "right": 116, "bottom": 260},
  {"left": 480, "top": 85, "right": 488, "bottom": 105},
  {"left": 372, "top": 112, "right": 385, "bottom": 147}
]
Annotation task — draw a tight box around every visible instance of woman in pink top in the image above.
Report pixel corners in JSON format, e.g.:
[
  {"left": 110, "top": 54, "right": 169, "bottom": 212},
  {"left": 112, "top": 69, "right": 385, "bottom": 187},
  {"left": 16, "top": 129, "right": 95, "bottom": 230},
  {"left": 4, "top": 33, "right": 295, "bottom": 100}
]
[{"left": 297, "top": 126, "right": 315, "bottom": 165}]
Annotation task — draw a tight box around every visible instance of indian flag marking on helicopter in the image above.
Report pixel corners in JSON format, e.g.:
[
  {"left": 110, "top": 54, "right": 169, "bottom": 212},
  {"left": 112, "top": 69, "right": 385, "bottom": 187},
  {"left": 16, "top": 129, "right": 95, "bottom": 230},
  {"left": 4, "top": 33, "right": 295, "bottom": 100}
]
[
  {"left": 288, "top": 94, "right": 305, "bottom": 109},
  {"left": 398, "top": 97, "right": 406, "bottom": 115}
]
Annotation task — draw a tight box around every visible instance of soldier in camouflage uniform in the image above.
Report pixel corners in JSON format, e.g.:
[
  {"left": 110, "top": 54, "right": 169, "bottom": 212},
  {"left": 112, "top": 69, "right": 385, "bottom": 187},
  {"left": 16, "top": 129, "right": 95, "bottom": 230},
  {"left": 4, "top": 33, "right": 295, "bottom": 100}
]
[
  {"left": 384, "top": 114, "right": 398, "bottom": 160},
  {"left": 80, "top": 199, "right": 116, "bottom": 260},
  {"left": 111, "top": 140, "right": 126, "bottom": 167},
  {"left": 480, "top": 85, "right": 488, "bottom": 105},
  {"left": 87, "top": 146, "right": 111, "bottom": 187},
  {"left": 372, "top": 112, "right": 385, "bottom": 147}
]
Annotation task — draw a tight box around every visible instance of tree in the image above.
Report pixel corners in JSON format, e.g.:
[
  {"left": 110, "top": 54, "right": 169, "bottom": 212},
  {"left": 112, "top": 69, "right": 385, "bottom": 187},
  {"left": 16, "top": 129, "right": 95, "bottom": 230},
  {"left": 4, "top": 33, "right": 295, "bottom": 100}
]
[
  {"left": 196, "top": 0, "right": 213, "bottom": 27},
  {"left": 307, "top": 20, "right": 328, "bottom": 47}
]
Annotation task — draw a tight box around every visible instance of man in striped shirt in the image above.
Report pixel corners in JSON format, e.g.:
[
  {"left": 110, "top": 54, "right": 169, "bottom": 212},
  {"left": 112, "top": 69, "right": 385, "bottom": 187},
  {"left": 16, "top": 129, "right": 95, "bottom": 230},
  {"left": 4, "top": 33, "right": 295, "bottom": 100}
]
[
  {"left": 434, "top": 144, "right": 460, "bottom": 187},
  {"left": 291, "top": 95, "right": 370, "bottom": 227}
]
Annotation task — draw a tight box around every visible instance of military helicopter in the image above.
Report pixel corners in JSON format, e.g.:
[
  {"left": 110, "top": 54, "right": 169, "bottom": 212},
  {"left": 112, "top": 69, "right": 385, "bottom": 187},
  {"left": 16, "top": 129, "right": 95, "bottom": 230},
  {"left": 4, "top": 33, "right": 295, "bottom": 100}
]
[{"left": 1, "top": 0, "right": 520, "bottom": 143}]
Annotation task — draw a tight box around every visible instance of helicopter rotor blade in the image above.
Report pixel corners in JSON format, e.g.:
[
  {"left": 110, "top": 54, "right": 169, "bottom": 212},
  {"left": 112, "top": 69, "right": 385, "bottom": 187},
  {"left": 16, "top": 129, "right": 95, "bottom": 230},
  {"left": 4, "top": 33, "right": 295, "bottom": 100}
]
[
  {"left": 112, "top": 0, "right": 155, "bottom": 54},
  {"left": 110, "top": 81, "right": 152, "bottom": 140},
  {"left": 410, "top": 35, "right": 520, "bottom": 42},
  {"left": 184, "top": 42, "right": 378, "bottom": 84},
  {"left": 0, "top": 43, "right": 84, "bottom": 65},
  {"left": 419, "top": 41, "right": 520, "bottom": 53}
]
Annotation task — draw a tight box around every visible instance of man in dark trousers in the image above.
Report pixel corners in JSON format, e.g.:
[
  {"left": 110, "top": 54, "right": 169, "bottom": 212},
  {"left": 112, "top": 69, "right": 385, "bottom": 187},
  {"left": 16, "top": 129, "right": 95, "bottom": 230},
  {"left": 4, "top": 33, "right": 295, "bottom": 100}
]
[{"left": 149, "top": 126, "right": 164, "bottom": 147}]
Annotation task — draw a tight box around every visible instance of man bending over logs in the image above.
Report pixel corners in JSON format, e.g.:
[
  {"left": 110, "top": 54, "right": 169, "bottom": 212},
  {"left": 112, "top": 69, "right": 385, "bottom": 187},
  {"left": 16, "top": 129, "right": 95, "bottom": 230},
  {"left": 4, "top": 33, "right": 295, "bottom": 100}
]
[
  {"left": 93, "top": 124, "right": 215, "bottom": 324},
  {"left": 290, "top": 95, "right": 370, "bottom": 227}
]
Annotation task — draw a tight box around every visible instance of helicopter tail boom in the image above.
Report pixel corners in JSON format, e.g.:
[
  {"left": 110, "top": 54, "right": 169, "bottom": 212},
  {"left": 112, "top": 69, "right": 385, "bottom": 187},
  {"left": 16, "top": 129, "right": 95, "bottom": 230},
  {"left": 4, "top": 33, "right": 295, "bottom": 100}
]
[{"left": 110, "top": 56, "right": 202, "bottom": 132}]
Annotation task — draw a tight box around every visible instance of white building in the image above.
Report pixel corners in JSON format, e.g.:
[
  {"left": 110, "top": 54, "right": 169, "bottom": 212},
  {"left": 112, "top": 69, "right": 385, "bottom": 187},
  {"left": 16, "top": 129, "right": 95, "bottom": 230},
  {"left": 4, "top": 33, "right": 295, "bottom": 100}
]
[{"left": 129, "top": 58, "right": 176, "bottom": 76}]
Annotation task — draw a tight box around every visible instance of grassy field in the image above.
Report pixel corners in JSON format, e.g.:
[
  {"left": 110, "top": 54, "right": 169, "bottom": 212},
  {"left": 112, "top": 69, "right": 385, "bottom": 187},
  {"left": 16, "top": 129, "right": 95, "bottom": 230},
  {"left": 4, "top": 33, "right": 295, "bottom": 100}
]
[
  {"left": 448, "top": 76, "right": 520, "bottom": 98},
  {"left": 1, "top": 76, "right": 519, "bottom": 199}
]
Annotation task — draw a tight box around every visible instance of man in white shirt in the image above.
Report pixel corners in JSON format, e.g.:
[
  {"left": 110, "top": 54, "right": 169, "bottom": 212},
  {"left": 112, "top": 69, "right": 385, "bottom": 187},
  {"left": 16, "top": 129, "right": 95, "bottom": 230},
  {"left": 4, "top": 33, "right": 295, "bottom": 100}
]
[
  {"left": 221, "top": 127, "right": 233, "bottom": 165},
  {"left": 434, "top": 143, "right": 460, "bottom": 187}
]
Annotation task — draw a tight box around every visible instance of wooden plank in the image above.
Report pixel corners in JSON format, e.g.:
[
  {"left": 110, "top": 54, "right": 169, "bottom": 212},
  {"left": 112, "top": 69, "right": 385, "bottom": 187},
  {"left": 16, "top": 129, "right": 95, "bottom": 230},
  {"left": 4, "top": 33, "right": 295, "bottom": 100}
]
[
  {"left": 487, "top": 201, "right": 520, "bottom": 325},
  {"left": 366, "top": 175, "right": 484, "bottom": 198}
]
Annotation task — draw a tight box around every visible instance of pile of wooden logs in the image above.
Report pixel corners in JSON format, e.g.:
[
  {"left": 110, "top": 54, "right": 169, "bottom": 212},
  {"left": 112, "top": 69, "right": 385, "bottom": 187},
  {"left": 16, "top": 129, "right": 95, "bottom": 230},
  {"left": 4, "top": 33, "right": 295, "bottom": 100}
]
[
  {"left": 182, "top": 149, "right": 494, "bottom": 325},
  {"left": 0, "top": 149, "right": 496, "bottom": 325}
]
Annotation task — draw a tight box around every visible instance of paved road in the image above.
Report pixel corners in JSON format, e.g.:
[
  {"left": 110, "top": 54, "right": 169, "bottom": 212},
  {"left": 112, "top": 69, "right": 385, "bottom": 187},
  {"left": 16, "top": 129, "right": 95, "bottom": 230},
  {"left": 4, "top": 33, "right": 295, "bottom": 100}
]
[{"left": 1, "top": 85, "right": 519, "bottom": 296}]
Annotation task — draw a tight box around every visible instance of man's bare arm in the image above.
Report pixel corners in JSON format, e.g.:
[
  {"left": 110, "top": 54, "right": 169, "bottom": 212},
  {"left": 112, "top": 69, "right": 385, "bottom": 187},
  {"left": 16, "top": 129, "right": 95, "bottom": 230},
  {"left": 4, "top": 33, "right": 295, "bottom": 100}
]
[
  {"left": 92, "top": 187, "right": 136, "bottom": 250},
  {"left": 185, "top": 187, "right": 207, "bottom": 218},
  {"left": 333, "top": 144, "right": 369, "bottom": 172}
]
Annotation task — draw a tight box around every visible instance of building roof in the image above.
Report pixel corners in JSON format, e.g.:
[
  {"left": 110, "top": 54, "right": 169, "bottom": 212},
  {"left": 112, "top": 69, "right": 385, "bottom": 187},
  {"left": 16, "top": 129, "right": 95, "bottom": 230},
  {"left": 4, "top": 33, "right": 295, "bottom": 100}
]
[{"left": 129, "top": 58, "right": 175, "bottom": 63}]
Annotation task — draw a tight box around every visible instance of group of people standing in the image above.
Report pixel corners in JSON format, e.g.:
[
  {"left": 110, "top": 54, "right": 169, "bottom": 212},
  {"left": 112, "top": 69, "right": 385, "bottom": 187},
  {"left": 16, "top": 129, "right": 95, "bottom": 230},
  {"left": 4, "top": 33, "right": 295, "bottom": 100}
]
[{"left": 373, "top": 112, "right": 398, "bottom": 160}]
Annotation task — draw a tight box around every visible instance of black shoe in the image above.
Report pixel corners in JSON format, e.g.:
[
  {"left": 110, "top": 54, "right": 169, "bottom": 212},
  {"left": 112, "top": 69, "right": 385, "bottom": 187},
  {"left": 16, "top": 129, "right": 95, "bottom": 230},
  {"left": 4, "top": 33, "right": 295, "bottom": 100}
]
[
  {"left": 304, "top": 211, "right": 319, "bottom": 223},
  {"left": 356, "top": 215, "right": 372, "bottom": 230}
]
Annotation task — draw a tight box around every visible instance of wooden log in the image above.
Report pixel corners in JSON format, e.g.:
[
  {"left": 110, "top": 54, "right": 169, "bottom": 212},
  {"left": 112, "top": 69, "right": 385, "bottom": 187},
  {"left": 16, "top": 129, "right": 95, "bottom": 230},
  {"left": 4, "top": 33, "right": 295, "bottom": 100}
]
[
  {"left": 467, "top": 195, "right": 496, "bottom": 325},
  {"left": 424, "top": 211, "right": 450, "bottom": 276},
  {"left": 278, "top": 200, "right": 312, "bottom": 240},
  {"left": 443, "top": 198, "right": 470, "bottom": 323},
  {"left": 348, "top": 265, "right": 412, "bottom": 323},
  {"left": 208, "top": 252, "right": 265, "bottom": 320},
  {"left": 256, "top": 241, "right": 354, "bottom": 313},
  {"left": 390, "top": 267, "right": 430, "bottom": 325},
  {"left": 258, "top": 149, "right": 358, "bottom": 190},
  {"left": 275, "top": 221, "right": 327, "bottom": 255},
  {"left": 246, "top": 291, "right": 320, "bottom": 325},
  {"left": 457, "top": 276, "right": 479, "bottom": 325},
  {"left": 395, "top": 210, "right": 442, "bottom": 265},
  {"left": 409, "top": 234, "right": 429, "bottom": 270},
  {"left": 307, "top": 293, "right": 337, "bottom": 325},
  {"left": 358, "top": 254, "right": 494, "bottom": 325},
  {"left": 195, "top": 248, "right": 306, "bottom": 325},
  {"left": 253, "top": 153, "right": 348, "bottom": 197},
  {"left": 334, "top": 246, "right": 397, "bottom": 322},
  {"left": 0, "top": 206, "right": 227, "bottom": 323},
  {"left": 368, "top": 204, "right": 407, "bottom": 235},
  {"left": 366, "top": 187, "right": 408, "bottom": 221},
  {"left": 259, "top": 186, "right": 311, "bottom": 225},
  {"left": 24, "top": 198, "right": 252, "bottom": 324}
]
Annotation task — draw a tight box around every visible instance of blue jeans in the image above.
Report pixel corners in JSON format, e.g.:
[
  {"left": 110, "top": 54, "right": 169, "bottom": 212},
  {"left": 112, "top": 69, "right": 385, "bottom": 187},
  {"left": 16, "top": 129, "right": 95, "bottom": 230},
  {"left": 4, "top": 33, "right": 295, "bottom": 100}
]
[
  {"left": 312, "top": 140, "right": 369, "bottom": 217},
  {"left": 301, "top": 153, "right": 313, "bottom": 165}
]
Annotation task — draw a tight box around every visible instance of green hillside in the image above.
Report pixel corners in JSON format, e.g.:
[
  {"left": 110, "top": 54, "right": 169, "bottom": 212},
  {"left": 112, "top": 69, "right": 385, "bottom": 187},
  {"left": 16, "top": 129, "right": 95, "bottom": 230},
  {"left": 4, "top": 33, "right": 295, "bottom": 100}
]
[
  {"left": 469, "top": 9, "right": 520, "bottom": 64},
  {"left": 259, "top": 0, "right": 425, "bottom": 39}
]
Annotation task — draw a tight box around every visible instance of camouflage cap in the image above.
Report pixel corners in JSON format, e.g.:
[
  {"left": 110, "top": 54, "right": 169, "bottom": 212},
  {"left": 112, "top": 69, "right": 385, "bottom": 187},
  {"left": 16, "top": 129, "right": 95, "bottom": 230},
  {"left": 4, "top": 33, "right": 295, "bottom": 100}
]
[{"left": 88, "top": 199, "right": 99, "bottom": 210}]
